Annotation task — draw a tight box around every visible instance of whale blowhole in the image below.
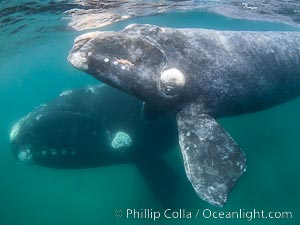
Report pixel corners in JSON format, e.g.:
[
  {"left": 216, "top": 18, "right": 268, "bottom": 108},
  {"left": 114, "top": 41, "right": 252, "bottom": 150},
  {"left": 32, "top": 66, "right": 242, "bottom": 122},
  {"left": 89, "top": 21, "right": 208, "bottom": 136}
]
[{"left": 159, "top": 68, "right": 186, "bottom": 98}]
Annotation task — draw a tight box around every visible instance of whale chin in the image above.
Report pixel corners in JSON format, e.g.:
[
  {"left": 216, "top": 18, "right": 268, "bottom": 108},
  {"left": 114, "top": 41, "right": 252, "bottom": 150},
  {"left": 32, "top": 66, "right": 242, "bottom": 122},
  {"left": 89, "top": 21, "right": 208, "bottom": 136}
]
[{"left": 16, "top": 148, "right": 34, "bottom": 164}]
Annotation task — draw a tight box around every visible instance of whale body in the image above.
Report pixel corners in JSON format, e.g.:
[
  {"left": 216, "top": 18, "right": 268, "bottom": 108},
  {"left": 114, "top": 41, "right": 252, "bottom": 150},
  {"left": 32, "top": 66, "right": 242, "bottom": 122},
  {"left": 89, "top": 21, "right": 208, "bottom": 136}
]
[
  {"left": 10, "top": 84, "right": 179, "bottom": 206},
  {"left": 68, "top": 24, "right": 300, "bottom": 206},
  {"left": 10, "top": 85, "right": 177, "bottom": 168}
]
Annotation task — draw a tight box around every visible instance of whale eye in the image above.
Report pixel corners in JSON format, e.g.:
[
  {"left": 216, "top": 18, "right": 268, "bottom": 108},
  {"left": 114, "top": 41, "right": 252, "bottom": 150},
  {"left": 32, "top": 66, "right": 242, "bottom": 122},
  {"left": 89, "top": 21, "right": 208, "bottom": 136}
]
[{"left": 159, "top": 68, "right": 186, "bottom": 98}]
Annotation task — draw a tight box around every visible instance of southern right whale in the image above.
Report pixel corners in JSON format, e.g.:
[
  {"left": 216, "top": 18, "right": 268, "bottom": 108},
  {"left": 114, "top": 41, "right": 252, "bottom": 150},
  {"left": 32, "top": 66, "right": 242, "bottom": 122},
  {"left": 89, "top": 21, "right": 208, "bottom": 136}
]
[
  {"left": 10, "top": 85, "right": 177, "bottom": 168},
  {"left": 68, "top": 24, "right": 300, "bottom": 206},
  {"left": 10, "top": 84, "right": 178, "bottom": 206}
]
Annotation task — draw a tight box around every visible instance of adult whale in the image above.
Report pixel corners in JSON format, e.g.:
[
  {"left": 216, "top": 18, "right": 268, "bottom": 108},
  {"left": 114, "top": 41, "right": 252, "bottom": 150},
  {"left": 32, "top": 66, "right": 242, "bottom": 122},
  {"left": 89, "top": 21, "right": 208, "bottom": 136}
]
[
  {"left": 10, "top": 85, "right": 178, "bottom": 206},
  {"left": 68, "top": 24, "right": 300, "bottom": 206}
]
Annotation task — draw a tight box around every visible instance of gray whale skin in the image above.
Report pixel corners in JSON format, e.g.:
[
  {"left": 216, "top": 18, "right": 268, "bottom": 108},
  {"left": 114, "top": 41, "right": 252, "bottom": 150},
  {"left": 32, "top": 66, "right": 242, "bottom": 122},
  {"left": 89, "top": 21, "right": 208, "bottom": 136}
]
[{"left": 68, "top": 24, "right": 300, "bottom": 206}]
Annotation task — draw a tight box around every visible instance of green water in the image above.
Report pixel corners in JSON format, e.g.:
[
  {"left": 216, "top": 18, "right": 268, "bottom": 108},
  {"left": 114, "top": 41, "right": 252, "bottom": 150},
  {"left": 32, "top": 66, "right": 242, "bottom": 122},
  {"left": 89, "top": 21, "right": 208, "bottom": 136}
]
[{"left": 0, "top": 11, "right": 299, "bottom": 225}]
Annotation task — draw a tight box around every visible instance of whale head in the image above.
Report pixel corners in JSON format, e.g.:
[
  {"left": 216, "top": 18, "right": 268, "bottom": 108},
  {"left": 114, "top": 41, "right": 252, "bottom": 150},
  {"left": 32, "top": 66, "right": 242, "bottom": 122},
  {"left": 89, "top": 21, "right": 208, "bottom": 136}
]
[
  {"left": 68, "top": 24, "right": 187, "bottom": 110},
  {"left": 9, "top": 112, "right": 101, "bottom": 168},
  {"left": 9, "top": 97, "right": 132, "bottom": 168}
]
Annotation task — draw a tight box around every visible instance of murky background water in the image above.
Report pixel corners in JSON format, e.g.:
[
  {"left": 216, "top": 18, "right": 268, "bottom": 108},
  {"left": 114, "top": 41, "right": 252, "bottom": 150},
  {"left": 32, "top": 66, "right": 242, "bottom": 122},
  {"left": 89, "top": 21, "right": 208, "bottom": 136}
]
[{"left": 0, "top": 1, "right": 299, "bottom": 224}]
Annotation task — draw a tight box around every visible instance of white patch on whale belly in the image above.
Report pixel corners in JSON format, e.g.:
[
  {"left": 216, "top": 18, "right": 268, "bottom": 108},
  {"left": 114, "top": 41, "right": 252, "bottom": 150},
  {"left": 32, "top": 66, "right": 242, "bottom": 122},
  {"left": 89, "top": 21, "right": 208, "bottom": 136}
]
[{"left": 111, "top": 131, "right": 132, "bottom": 153}]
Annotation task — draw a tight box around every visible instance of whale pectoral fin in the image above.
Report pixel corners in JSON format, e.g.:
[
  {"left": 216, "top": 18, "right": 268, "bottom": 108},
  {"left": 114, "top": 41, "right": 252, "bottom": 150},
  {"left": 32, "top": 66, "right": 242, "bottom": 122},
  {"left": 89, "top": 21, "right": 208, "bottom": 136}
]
[{"left": 176, "top": 108, "right": 246, "bottom": 207}]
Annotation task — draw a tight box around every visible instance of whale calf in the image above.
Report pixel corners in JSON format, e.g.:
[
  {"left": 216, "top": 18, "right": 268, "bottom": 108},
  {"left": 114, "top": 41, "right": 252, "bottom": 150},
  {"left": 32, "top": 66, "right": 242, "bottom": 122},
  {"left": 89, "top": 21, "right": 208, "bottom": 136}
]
[
  {"left": 68, "top": 24, "right": 300, "bottom": 206},
  {"left": 10, "top": 84, "right": 179, "bottom": 206},
  {"left": 10, "top": 85, "right": 177, "bottom": 168}
]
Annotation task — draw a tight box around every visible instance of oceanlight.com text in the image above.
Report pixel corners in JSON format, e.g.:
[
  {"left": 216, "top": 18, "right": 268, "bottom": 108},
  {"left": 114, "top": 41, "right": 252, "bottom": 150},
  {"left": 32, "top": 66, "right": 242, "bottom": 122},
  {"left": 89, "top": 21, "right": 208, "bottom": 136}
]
[
  {"left": 201, "top": 208, "right": 292, "bottom": 221},
  {"left": 114, "top": 208, "right": 293, "bottom": 221}
]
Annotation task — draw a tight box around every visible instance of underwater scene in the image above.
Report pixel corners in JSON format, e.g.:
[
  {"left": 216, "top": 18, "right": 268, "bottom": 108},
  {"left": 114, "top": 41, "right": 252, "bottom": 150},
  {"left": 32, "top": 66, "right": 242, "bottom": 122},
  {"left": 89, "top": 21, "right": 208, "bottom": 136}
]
[{"left": 0, "top": 1, "right": 300, "bottom": 225}]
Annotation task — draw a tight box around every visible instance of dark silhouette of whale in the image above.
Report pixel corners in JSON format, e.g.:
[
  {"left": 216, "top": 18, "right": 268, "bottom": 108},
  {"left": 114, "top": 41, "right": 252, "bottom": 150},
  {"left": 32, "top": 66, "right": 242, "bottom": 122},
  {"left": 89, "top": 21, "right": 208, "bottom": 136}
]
[
  {"left": 68, "top": 24, "right": 300, "bottom": 206},
  {"left": 10, "top": 85, "right": 178, "bottom": 206}
]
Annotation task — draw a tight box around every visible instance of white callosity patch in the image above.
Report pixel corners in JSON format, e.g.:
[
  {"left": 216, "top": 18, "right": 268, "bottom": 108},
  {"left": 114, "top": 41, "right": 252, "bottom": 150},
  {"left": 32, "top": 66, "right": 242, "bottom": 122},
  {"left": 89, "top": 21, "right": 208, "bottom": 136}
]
[
  {"left": 18, "top": 149, "right": 33, "bottom": 163},
  {"left": 111, "top": 58, "right": 134, "bottom": 70},
  {"left": 39, "top": 103, "right": 47, "bottom": 108},
  {"left": 86, "top": 86, "right": 96, "bottom": 94},
  {"left": 68, "top": 31, "right": 102, "bottom": 71},
  {"left": 241, "top": 2, "right": 258, "bottom": 10},
  {"left": 74, "top": 31, "right": 102, "bottom": 45},
  {"left": 39, "top": 149, "right": 74, "bottom": 157},
  {"left": 68, "top": 51, "right": 89, "bottom": 70},
  {"left": 59, "top": 89, "right": 73, "bottom": 96},
  {"left": 10, "top": 117, "right": 27, "bottom": 142},
  {"left": 111, "top": 131, "right": 132, "bottom": 152},
  {"left": 10, "top": 123, "right": 21, "bottom": 142},
  {"left": 36, "top": 114, "right": 42, "bottom": 120},
  {"left": 51, "top": 150, "right": 57, "bottom": 156},
  {"left": 38, "top": 149, "right": 77, "bottom": 157},
  {"left": 159, "top": 68, "right": 186, "bottom": 98}
]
